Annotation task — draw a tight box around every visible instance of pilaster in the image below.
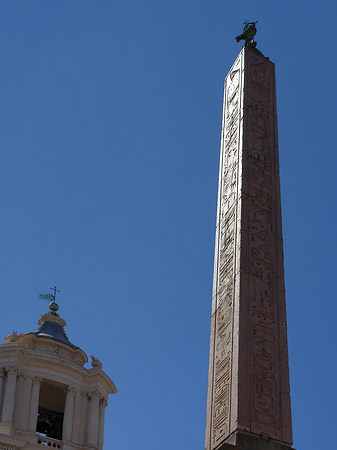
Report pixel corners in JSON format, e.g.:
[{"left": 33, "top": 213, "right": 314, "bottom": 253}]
[
  {"left": 63, "top": 386, "right": 76, "bottom": 442},
  {"left": 0, "top": 369, "right": 5, "bottom": 421},
  {"left": 86, "top": 390, "right": 100, "bottom": 446},
  {"left": 13, "top": 371, "right": 23, "bottom": 428},
  {"left": 27, "top": 376, "right": 41, "bottom": 432},
  {"left": 18, "top": 374, "right": 32, "bottom": 430},
  {"left": 80, "top": 392, "right": 89, "bottom": 445},
  {"left": 1, "top": 367, "right": 18, "bottom": 424},
  {"left": 71, "top": 389, "right": 82, "bottom": 444},
  {"left": 98, "top": 397, "right": 108, "bottom": 450}
]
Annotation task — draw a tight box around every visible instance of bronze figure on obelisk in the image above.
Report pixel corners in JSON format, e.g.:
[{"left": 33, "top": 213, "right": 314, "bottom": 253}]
[{"left": 205, "top": 23, "right": 294, "bottom": 450}]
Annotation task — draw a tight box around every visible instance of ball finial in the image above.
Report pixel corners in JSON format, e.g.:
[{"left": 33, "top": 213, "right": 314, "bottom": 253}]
[
  {"left": 49, "top": 301, "right": 59, "bottom": 312},
  {"left": 39, "top": 286, "right": 61, "bottom": 313}
]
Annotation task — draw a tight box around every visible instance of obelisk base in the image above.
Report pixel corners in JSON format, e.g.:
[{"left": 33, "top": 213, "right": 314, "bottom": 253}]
[{"left": 215, "top": 432, "right": 295, "bottom": 450}]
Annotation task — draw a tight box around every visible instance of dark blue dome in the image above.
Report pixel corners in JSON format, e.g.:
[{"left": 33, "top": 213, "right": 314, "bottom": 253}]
[{"left": 35, "top": 319, "right": 78, "bottom": 349}]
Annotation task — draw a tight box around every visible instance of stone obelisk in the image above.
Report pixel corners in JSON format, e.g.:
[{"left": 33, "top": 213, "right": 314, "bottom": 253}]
[{"left": 205, "top": 42, "right": 294, "bottom": 450}]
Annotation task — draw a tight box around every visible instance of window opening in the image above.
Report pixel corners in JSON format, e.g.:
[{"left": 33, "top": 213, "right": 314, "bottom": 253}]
[{"left": 36, "top": 380, "right": 66, "bottom": 441}]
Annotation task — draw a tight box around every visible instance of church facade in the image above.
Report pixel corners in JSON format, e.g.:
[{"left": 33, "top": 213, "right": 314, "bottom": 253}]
[{"left": 0, "top": 303, "right": 116, "bottom": 450}]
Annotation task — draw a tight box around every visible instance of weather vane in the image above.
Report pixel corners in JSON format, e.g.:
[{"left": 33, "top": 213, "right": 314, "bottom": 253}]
[
  {"left": 39, "top": 286, "right": 60, "bottom": 312},
  {"left": 235, "top": 21, "right": 263, "bottom": 55}
]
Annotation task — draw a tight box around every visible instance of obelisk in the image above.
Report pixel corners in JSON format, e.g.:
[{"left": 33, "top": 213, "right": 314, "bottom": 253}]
[{"left": 205, "top": 29, "right": 294, "bottom": 450}]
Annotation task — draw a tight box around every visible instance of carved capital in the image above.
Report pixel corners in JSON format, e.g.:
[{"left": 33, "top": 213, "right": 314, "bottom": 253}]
[
  {"left": 81, "top": 391, "right": 89, "bottom": 400},
  {"left": 65, "top": 386, "right": 76, "bottom": 396},
  {"left": 100, "top": 396, "right": 108, "bottom": 408},
  {"left": 23, "top": 373, "right": 33, "bottom": 382},
  {"left": 32, "top": 376, "right": 43, "bottom": 384},
  {"left": 88, "top": 389, "right": 101, "bottom": 400},
  {"left": 5, "top": 366, "right": 18, "bottom": 375},
  {"left": 19, "top": 372, "right": 29, "bottom": 380}
]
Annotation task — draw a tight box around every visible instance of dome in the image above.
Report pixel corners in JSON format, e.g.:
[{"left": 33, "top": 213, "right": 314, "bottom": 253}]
[{"left": 33, "top": 311, "right": 78, "bottom": 349}]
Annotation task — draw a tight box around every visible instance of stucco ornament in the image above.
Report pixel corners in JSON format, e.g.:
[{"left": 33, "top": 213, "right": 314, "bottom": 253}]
[
  {"left": 4, "top": 331, "right": 23, "bottom": 343},
  {"left": 38, "top": 312, "right": 66, "bottom": 329},
  {"left": 90, "top": 355, "right": 103, "bottom": 369}
]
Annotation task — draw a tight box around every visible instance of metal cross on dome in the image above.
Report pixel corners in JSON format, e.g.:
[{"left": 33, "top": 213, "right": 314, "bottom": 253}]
[{"left": 50, "top": 285, "right": 60, "bottom": 300}]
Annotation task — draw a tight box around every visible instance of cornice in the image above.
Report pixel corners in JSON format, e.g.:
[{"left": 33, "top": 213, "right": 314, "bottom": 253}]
[
  {"left": 0, "top": 344, "right": 116, "bottom": 394},
  {"left": 17, "top": 333, "right": 88, "bottom": 366}
]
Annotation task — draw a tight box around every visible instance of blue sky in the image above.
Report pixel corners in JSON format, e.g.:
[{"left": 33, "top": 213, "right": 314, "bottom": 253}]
[{"left": 1, "top": 1, "right": 336, "bottom": 449}]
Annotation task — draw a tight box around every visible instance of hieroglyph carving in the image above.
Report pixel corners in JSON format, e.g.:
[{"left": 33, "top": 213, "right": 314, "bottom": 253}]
[
  {"left": 210, "top": 54, "right": 242, "bottom": 448},
  {"left": 247, "top": 56, "right": 282, "bottom": 439},
  {"left": 207, "top": 48, "right": 292, "bottom": 450}
]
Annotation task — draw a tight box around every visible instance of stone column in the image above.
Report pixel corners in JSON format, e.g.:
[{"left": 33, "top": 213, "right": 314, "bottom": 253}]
[
  {"left": 97, "top": 397, "right": 108, "bottom": 450},
  {"left": 19, "top": 375, "right": 32, "bottom": 430},
  {"left": 62, "top": 386, "right": 76, "bottom": 442},
  {"left": 71, "top": 389, "right": 82, "bottom": 444},
  {"left": 13, "top": 372, "right": 23, "bottom": 427},
  {"left": 2, "top": 367, "right": 18, "bottom": 423},
  {"left": 28, "top": 377, "right": 41, "bottom": 432},
  {"left": 0, "top": 369, "right": 5, "bottom": 421},
  {"left": 86, "top": 390, "right": 100, "bottom": 446},
  {"left": 80, "top": 392, "right": 89, "bottom": 445}
]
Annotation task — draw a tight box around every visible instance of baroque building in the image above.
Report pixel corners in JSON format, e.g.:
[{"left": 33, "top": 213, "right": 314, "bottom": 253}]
[{"left": 0, "top": 302, "right": 116, "bottom": 450}]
